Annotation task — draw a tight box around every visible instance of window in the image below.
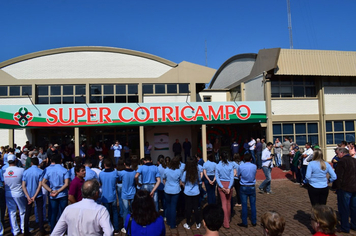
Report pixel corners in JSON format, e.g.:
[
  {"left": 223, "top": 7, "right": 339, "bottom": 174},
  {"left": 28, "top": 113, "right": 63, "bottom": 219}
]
[
  {"left": 323, "top": 77, "right": 356, "bottom": 86},
  {"left": 273, "top": 122, "right": 319, "bottom": 145},
  {"left": 203, "top": 96, "right": 211, "bottom": 102},
  {"left": 36, "top": 85, "right": 85, "bottom": 104},
  {"left": 90, "top": 84, "right": 138, "bottom": 104},
  {"left": 271, "top": 76, "right": 316, "bottom": 98},
  {"left": 326, "top": 120, "right": 356, "bottom": 145},
  {"left": 143, "top": 83, "right": 189, "bottom": 95},
  {"left": 0, "top": 85, "right": 32, "bottom": 97}
]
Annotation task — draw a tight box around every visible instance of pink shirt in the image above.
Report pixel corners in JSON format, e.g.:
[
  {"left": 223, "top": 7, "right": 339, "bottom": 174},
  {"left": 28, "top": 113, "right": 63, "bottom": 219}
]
[{"left": 69, "top": 176, "right": 84, "bottom": 202}]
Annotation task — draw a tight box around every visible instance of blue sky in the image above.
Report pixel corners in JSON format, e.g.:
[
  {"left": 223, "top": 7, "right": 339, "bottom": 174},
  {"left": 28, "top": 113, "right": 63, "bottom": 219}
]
[{"left": 1, "top": 0, "right": 355, "bottom": 69}]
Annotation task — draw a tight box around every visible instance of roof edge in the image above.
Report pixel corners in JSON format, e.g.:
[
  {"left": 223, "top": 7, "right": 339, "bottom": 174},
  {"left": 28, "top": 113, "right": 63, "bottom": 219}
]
[{"left": 0, "top": 46, "right": 178, "bottom": 69}]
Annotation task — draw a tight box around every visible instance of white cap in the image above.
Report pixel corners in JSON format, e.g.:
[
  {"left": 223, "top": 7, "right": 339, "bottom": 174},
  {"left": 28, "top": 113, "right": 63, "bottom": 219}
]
[{"left": 7, "top": 154, "right": 16, "bottom": 162}]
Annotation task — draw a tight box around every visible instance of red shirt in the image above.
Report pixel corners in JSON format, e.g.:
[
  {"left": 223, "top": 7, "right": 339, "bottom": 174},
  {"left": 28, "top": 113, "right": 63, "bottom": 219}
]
[
  {"left": 69, "top": 176, "right": 84, "bottom": 202},
  {"left": 313, "top": 232, "right": 336, "bottom": 236}
]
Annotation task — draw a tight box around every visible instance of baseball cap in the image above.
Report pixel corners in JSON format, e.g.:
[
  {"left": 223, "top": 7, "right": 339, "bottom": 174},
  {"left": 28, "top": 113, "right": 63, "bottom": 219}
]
[
  {"left": 294, "top": 146, "right": 299, "bottom": 150},
  {"left": 7, "top": 154, "right": 16, "bottom": 162},
  {"left": 23, "top": 148, "right": 29, "bottom": 152}
]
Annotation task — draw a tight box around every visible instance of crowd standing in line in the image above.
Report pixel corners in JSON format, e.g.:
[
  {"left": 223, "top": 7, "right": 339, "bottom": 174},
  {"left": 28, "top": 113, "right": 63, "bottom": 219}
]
[{"left": 0, "top": 137, "right": 355, "bottom": 235}]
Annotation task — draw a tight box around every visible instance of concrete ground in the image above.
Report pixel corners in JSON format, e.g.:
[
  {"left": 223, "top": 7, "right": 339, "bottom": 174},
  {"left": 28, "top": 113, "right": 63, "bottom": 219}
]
[{"left": 2, "top": 168, "right": 355, "bottom": 235}]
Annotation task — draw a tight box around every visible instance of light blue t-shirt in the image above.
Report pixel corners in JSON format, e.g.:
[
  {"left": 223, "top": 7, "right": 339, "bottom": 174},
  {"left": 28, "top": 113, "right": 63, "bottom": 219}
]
[
  {"left": 182, "top": 170, "right": 200, "bottom": 196},
  {"left": 180, "top": 162, "right": 185, "bottom": 174},
  {"left": 238, "top": 162, "right": 257, "bottom": 186},
  {"left": 22, "top": 165, "right": 43, "bottom": 198},
  {"left": 215, "top": 161, "right": 234, "bottom": 189},
  {"left": 99, "top": 169, "right": 118, "bottom": 203},
  {"left": 43, "top": 164, "right": 70, "bottom": 199},
  {"left": 118, "top": 169, "right": 136, "bottom": 200},
  {"left": 306, "top": 161, "right": 337, "bottom": 188},
  {"left": 203, "top": 160, "right": 216, "bottom": 176},
  {"left": 163, "top": 168, "right": 181, "bottom": 195},
  {"left": 137, "top": 163, "right": 160, "bottom": 184},
  {"left": 157, "top": 164, "right": 165, "bottom": 191},
  {"left": 84, "top": 166, "right": 98, "bottom": 181},
  {"left": 70, "top": 167, "right": 75, "bottom": 181},
  {"left": 231, "top": 161, "right": 240, "bottom": 180}
]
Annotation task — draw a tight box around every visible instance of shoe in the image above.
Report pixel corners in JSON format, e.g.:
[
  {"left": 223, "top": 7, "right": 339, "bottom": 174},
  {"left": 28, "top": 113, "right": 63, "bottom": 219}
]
[
  {"left": 196, "top": 223, "right": 201, "bottom": 229},
  {"left": 267, "top": 191, "right": 274, "bottom": 194},
  {"left": 259, "top": 188, "right": 264, "bottom": 193},
  {"left": 160, "top": 208, "right": 164, "bottom": 212},
  {"left": 235, "top": 203, "right": 241, "bottom": 207},
  {"left": 164, "top": 217, "right": 167, "bottom": 221},
  {"left": 183, "top": 223, "right": 190, "bottom": 229},
  {"left": 252, "top": 223, "right": 257, "bottom": 226},
  {"left": 237, "top": 223, "right": 248, "bottom": 228},
  {"left": 121, "top": 228, "right": 126, "bottom": 233}
]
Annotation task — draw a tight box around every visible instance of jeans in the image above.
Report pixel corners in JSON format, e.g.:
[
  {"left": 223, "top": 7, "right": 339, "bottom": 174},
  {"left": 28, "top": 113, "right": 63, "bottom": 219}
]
[
  {"left": 233, "top": 179, "right": 241, "bottom": 205},
  {"left": 240, "top": 186, "right": 257, "bottom": 226},
  {"left": 49, "top": 196, "right": 68, "bottom": 232},
  {"left": 275, "top": 153, "right": 281, "bottom": 167},
  {"left": 103, "top": 200, "right": 120, "bottom": 231},
  {"left": 301, "top": 165, "right": 308, "bottom": 184},
  {"left": 204, "top": 175, "right": 216, "bottom": 204},
  {"left": 7, "top": 196, "right": 27, "bottom": 236},
  {"left": 259, "top": 167, "right": 272, "bottom": 193},
  {"left": 25, "top": 197, "right": 44, "bottom": 234},
  {"left": 165, "top": 193, "right": 179, "bottom": 228},
  {"left": 121, "top": 199, "right": 133, "bottom": 225},
  {"left": 337, "top": 189, "right": 356, "bottom": 233},
  {"left": 141, "top": 183, "right": 158, "bottom": 212},
  {"left": 157, "top": 190, "right": 166, "bottom": 217},
  {"left": 249, "top": 150, "right": 256, "bottom": 164},
  {"left": 256, "top": 151, "right": 262, "bottom": 168},
  {"left": 116, "top": 184, "right": 124, "bottom": 218},
  {"left": 114, "top": 156, "right": 120, "bottom": 165}
]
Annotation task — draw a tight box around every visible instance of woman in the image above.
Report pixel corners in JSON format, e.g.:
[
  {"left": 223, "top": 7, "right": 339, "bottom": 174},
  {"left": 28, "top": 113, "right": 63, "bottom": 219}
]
[
  {"left": 116, "top": 158, "right": 125, "bottom": 221},
  {"left": 261, "top": 211, "right": 285, "bottom": 236},
  {"left": 181, "top": 157, "right": 201, "bottom": 229},
  {"left": 311, "top": 205, "right": 337, "bottom": 236},
  {"left": 157, "top": 155, "right": 166, "bottom": 215},
  {"left": 203, "top": 153, "right": 217, "bottom": 204},
  {"left": 305, "top": 149, "right": 337, "bottom": 205},
  {"left": 215, "top": 151, "right": 234, "bottom": 228},
  {"left": 162, "top": 156, "right": 181, "bottom": 229},
  {"left": 232, "top": 153, "right": 241, "bottom": 207},
  {"left": 124, "top": 190, "right": 165, "bottom": 236}
]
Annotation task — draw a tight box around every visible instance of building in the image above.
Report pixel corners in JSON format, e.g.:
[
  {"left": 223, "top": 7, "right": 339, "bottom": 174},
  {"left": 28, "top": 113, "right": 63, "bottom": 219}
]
[
  {"left": 204, "top": 48, "right": 356, "bottom": 161},
  {"left": 0, "top": 46, "right": 266, "bottom": 161}
]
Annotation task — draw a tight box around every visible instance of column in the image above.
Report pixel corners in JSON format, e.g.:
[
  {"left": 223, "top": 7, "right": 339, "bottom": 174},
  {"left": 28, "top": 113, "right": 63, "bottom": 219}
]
[
  {"left": 139, "top": 126, "right": 144, "bottom": 159},
  {"left": 202, "top": 124, "right": 207, "bottom": 162},
  {"left": 8, "top": 129, "right": 14, "bottom": 148},
  {"left": 264, "top": 75, "right": 273, "bottom": 143},
  {"left": 74, "top": 127, "right": 80, "bottom": 156}
]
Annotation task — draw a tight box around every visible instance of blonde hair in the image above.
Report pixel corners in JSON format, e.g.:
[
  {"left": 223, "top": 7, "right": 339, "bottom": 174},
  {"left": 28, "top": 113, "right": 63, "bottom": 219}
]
[
  {"left": 311, "top": 205, "right": 337, "bottom": 234},
  {"left": 312, "top": 149, "right": 326, "bottom": 171},
  {"left": 261, "top": 211, "right": 285, "bottom": 236}
]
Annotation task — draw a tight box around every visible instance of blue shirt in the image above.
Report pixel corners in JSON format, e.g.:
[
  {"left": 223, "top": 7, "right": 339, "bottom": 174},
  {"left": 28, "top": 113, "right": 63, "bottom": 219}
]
[
  {"left": 163, "top": 168, "right": 181, "bottom": 194},
  {"left": 215, "top": 161, "right": 234, "bottom": 189},
  {"left": 22, "top": 165, "right": 43, "bottom": 198},
  {"left": 125, "top": 214, "right": 165, "bottom": 236},
  {"left": 203, "top": 161, "right": 216, "bottom": 176},
  {"left": 43, "top": 164, "right": 70, "bottom": 199},
  {"left": 179, "top": 162, "right": 185, "bottom": 174},
  {"left": 70, "top": 167, "right": 75, "bottom": 180},
  {"left": 0, "top": 170, "right": 3, "bottom": 188},
  {"left": 231, "top": 161, "right": 239, "bottom": 180},
  {"left": 3, "top": 153, "right": 8, "bottom": 165},
  {"left": 157, "top": 164, "right": 165, "bottom": 191},
  {"left": 231, "top": 143, "right": 239, "bottom": 154},
  {"left": 118, "top": 169, "right": 136, "bottom": 200},
  {"left": 306, "top": 161, "right": 337, "bottom": 188},
  {"left": 198, "top": 158, "right": 204, "bottom": 166},
  {"left": 99, "top": 169, "right": 118, "bottom": 203},
  {"left": 181, "top": 170, "right": 200, "bottom": 196},
  {"left": 137, "top": 163, "right": 160, "bottom": 184},
  {"left": 84, "top": 166, "right": 98, "bottom": 181},
  {"left": 238, "top": 162, "right": 257, "bottom": 185},
  {"left": 111, "top": 145, "right": 122, "bottom": 158}
]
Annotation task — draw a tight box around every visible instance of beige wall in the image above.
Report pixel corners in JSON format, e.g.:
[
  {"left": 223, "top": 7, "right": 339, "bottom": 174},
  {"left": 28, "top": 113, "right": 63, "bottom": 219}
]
[
  {"left": 271, "top": 99, "right": 319, "bottom": 115},
  {"left": 324, "top": 87, "right": 356, "bottom": 114},
  {"left": 198, "top": 91, "right": 228, "bottom": 102}
]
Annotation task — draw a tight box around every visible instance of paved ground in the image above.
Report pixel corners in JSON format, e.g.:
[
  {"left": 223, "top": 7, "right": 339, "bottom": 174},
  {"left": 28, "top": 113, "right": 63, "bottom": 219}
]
[{"left": 3, "top": 168, "right": 355, "bottom": 235}]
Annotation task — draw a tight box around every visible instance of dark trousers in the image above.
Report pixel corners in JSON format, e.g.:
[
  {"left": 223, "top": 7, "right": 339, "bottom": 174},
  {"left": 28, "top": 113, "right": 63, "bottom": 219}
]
[
  {"left": 337, "top": 189, "right": 356, "bottom": 233},
  {"left": 184, "top": 194, "right": 201, "bottom": 226},
  {"left": 204, "top": 175, "right": 216, "bottom": 204},
  {"left": 233, "top": 179, "right": 241, "bottom": 205},
  {"left": 282, "top": 154, "right": 290, "bottom": 170},
  {"left": 0, "top": 188, "right": 5, "bottom": 225},
  {"left": 25, "top": 197, "right": 44, "bottom": 234},
  {"left": 307, "top": 185, "right": 329, "bottom": 206}
]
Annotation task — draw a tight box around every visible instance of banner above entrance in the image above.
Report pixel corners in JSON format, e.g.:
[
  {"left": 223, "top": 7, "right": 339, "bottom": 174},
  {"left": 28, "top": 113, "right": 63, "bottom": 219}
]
[{"left": 0, "top": 102, "right": 266, "bottom": 129}]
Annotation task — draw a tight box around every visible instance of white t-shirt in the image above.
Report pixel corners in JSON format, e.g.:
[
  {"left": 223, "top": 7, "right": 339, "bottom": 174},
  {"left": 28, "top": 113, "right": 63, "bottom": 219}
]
[
  {"left": 302, "top": 148, "right": 313, "bottom": 166},
  {"left": 4, "top": 166, "right": 25, "bottom": 198},
  {"left": 249, "top": 139, "right": 256, "bottom": 150}
]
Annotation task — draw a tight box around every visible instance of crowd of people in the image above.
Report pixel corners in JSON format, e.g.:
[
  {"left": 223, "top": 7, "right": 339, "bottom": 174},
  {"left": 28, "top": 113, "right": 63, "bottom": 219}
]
[{"left": 0, "top": 137, "right": 354, "bottom": 235}]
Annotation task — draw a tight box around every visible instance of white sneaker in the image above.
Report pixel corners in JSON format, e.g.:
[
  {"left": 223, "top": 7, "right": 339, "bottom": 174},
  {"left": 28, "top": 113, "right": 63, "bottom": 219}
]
[
  {"left": 164, "top": 217, "right": 167, "bottom": 221},
  {"left": 183, "top": 223, "right": 190, "bottom": 229},
  {"left": 121, "top": 228, "right": 126, "bottom": 233},
  {"left": 196, "top": 223, "right": 201, "bottom": 229}
]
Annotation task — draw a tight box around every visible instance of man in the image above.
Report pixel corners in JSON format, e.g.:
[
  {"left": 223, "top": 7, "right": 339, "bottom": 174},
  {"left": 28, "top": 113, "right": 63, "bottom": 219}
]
[
  {"left": 231, "top": 140, "right": 239, "bottom": 157},
  {"left": 200, "top": 204, "right": 224, "bottom": 236},
  {"left": 273, "top": 138, "right": 282, "bottom": 167},
  {"left": 248, "top": 137, "right": 256, "bottom": 164},
  {"left": 206, "top": 140, "right": 213, "bottom": 154},
  {"left": 237, "top": 154, "right": 257, "bottom": 228},
  {"left": 98, "top": 154, "right": 105, "bottom": 170},
  {"left": 42, "top": 154, "right": 70, "bottom": 232},
  {"left": 4, "top": 154, "right": 27, "bottom": 236},
  {"left": 173, "top": 139, "right": 182, "bottom": 157},
  {"left": 84, "top": 159, "right": 98, "bottom": 181},
  {"left": 20, "top": 148, "right": 29, "bottom": 167},
  {"left": 99, "top": 158, "right": 120, "bottom": 234},
  {"left": 183, "top": 138, "right": 192, "bottom": 162},
  {"left": 37, "top": 147, "right": 47, "bottom": 167},
  {"left": 281, "top": 137, "right": 291, "bottom": 172},
  {"left": 68, "top": 165, "right": 86, "bottom": 204},
  {"left": 111, "top": 140, "right": 122, "bottom": 165},
  {"left": 135, "top": 156, "right": 161, "bottom": 211},
  {"left": 255, "top": 138, "right": 263, "bottom": 169},
  {"left": 334, "top": 148, "right": 356, "bottom": 233},
  {"left": 300, "top": 142, "right": 313, "bottom": 185},
  {"left": 123, "top": 142, "right": 130, "bottom": 160},
  {"left": 52, "top": 179, "right": 114, "bottom": 236},
  {"left": 22, "top": 158, "right": 45, "bottom": 236},
  {"left": 259, "top": 142, "right": 274, "bottom": 194}
]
